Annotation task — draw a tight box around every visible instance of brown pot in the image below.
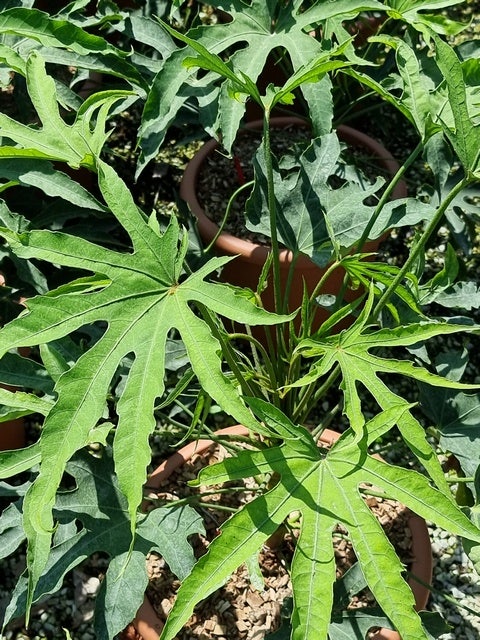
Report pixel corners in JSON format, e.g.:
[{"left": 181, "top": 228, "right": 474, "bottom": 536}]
[
  {"left": 180, "top": 117, "right": 407, "bottom": 333},
  {"left": 121, "top": 425, "right": 432, "bottom": 640},
  {"left": 0, "top": 404, "right": 26, "bottom": 452},
  {"left": 0, "top": 413, "right": 26, "bottom": 452},
  {"left": 0, "top": 274, "right": 26, "bottom": 451}
]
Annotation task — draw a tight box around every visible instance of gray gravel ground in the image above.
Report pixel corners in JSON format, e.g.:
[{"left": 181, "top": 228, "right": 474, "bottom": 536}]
[{"left": 429, "top": 532, "right": 480, "bottom": 640}]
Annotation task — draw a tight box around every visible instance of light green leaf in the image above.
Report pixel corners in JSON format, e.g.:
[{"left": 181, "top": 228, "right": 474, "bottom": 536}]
[
  {"left": 159, "top": 410, "right": 480, "bottom": 640},
  {"left": 0, "top": 158, "right": 288, "bottom": 614},
  {"left": 293, "top": 294, "right": 480, "bottom": 491},
  {"left": 0, "top": 159, "right": 107, "bottom": 211},
  {"left": 2, "top": 448, "right": 205, "bottom": 639},
  {"left": 0, "top": 8, "right": 128, "bottom": 57},
  {"left": 433, "top": 35, "right": 480, "bottom": 174},
  {"left": 375, "top": 35, "right": 436, "bottom": 140},
  {"left": 0, "top": 386, "right": 53, "bottom": 422},
  {"left": 0, "top": 42, "right": 26, "bottom": 74},
  {"left": 246, "top": 132, "right": 382, "bottom": 264},
  {"left": 419, "top": 384, "right": 480, "bottom": 495},
  {"left": 385, "top": 0, "right": 469, "bottom": 36},
  {"left": 341, "top": 257, "right": 422, "bottom": 317},
  {"left": 0, "top": 501, "right": 25, "bottom": 558},
  {"left": 0, "top": 351, "right": 53, "bottom": 393},
  {"left": 0, "top": 51, "right": 134, "bottom": 169},
  {"left": 138, "top": 0, "right": 386, "bottom": 172},
  {"left": 0, "top": 443, "right": 41, "bottom": 479},
  {"left": 434, "top": 281, "right": 480, "bottom": 310}
]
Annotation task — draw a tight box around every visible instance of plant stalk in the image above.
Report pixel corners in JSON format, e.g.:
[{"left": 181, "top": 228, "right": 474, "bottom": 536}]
[
  {"left": 263, "top": 109, "right": 283, "bottom": 320},
  {"left": 372, "top": 175, "right": 471, "bottom": 319},
  {"left": 356, "top": 141, "right": 424, "bottom": 254}
]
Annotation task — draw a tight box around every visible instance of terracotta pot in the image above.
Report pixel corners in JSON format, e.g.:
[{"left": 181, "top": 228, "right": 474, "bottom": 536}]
[
  {"left": 0, "top": 413, "right": 26, "bottom": 452},
  {"left": 0, "top": 274, "right": 26, "bottom": 452},
  {"left": 180, "top": 117, "right": 407, "bottom": 333},
  {"left": 0, "top": 406, "right": 26, "bottom": 452},
  {"left": 121, "top": 426, "right": 432, "bottom": 640}
]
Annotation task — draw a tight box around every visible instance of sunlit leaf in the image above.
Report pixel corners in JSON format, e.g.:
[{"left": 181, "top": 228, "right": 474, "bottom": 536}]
[{"left": 159, "top": 404, "right": 480, "bottom": 640}]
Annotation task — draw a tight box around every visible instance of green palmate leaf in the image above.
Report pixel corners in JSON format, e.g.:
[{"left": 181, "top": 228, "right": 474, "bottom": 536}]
[
  {"left": 371, "top": 35, "right": 437, "bottom": 141},
  {"left": 160, "top": 407, "right": 480, "bottom": 640},
  {"left": 0, "top": 158, "right": 288, "bottom": 615},
  {"left": 0, "top": 443, "right": 41, "bottom": 479},
  {"left": 0, "top": 51, "right": 134, "bottom": 169},
  {"left": 0, "top": 351, "right": 53, "bottom": 393},
  {"left": 292, "top": 290, "right": 480, "bottom": 493},
  {"left": 0, "top": 159, "right": 107, "bottom": 211},
  {"left": 433, "top": 35, "right": 480, "bottom": 174},
  {"left": 0, "top": 386, "right": 53, "bottom": 422},
  {"left": 0, "top": 11, "right": 147, "bottom": 101},
  {"left": 159, "top": 20, "right": 261, "bottom": 106},
  {"left": 0, "top": 500, "right": 25, "bottom": 558},
  {"left": 385, "top": 0, "right": 469, "bottom": 36},
  {"left": 419, "top": 383, "right": 480, "bottom": 498},
  {"left": 328, "top": 610, "right": 397, "bottom": 640},
  {"left": 0, "top": 42, "right": 27, "bottom": 75},
  {"left": 36, "top": 45, "right": 148, "bottom": 91},
  {"left": 418, "top": 243, "right": 459, "bottom": 306},
  {"left": 329, "top": 610, "right": 449, "bottom": 640},
  {"left": 138, "top": 0, "right": 385, "bottom": 173},
  {"left": 434, "top": 281, "right": 480, "bottom": 310},
  {"left": 2, "top": 447, "right": 205, "bottom": 639},
  {"left": 341, "top": 257, "right": 422, "bottom": 319},
  {"left": 166, "top": 21, "right": 353, "bottom": 115}
]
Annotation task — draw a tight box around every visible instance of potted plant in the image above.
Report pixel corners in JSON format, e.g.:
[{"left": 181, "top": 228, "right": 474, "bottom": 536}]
[{"left": 0, "top": 2, "right": 479, "bottom": 640}]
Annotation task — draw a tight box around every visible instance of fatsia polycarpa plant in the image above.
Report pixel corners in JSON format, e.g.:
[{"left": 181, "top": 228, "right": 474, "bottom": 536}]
[{"left": 0, "top": 1, "right": 480, "bottom": 639}]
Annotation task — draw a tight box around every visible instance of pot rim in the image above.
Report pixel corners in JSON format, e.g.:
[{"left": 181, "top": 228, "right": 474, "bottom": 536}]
[{"left": 125, "top": 425, "right": 432, "bottom": 640}]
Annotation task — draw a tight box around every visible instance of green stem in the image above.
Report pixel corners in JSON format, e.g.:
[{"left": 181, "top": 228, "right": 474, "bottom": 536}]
[
  {"left": 292, "top": 364, "right": 341, "bottom": 424},
  {"left": 228, "top": 332, "right": 279, "bottom": 402},
  {"left": 372, "top": 175, "right": 471, "bottom": 319},
  {"left": 309, "top": 259, "right": 341, "bottom": 305},
  {"left": 282, "top": 252, "right": 300, "bottom": 316},
  {"left": 263, "top": 110, "right": 283, "bottom": 318},
  {"left": 303, "top": 259, "right": 342, "bottom": 337},
  {"left": 198, "top": 303, "right": 257, "bottom": 398},
  {"left": 204, "top": 180, "right": 254, "bottom": 254},
  {"left": 155, "top": 412, "right": 192, "bottom": 432},
  {"left": 311, "top": 400, "right": 343, "bottom": 440},
  {"left": 355, "top": 140, "right": 423, "bottom": 254}
]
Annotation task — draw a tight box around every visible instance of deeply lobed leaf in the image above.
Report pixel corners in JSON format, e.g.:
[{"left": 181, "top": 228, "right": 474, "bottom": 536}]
[{"left": 160, "top": 406, "right": 480, "bottom": 640}]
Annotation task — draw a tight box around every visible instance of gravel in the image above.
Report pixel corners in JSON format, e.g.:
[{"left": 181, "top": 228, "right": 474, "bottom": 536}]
[{"left": 429, "top": 532, "right": 480, "bottom": 640}]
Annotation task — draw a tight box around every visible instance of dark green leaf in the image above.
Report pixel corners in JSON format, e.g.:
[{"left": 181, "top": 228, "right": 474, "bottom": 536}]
[{"left": 3, "top": 447, "right": 205, "bottom": 638}]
